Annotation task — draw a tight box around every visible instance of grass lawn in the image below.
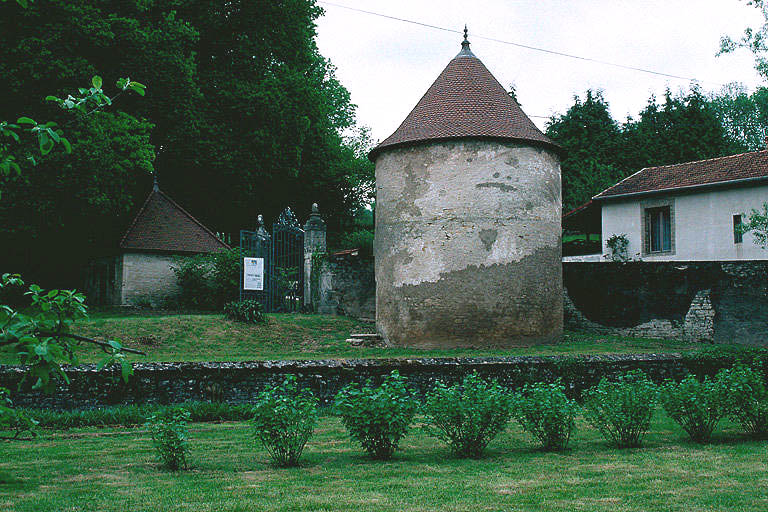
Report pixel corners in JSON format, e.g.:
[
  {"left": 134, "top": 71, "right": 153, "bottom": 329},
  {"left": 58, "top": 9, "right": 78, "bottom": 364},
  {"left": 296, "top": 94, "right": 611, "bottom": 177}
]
[
  {"left": 0, "top": 312, "right": 721, "bottom": 364},
  {"left": 1, "top": 414, "right": 766, "bottom": 511}
]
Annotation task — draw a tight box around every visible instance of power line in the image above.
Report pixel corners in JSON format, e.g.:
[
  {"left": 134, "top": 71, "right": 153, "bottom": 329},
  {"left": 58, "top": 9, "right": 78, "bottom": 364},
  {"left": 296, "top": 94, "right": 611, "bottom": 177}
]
[{"left": 318, "top": 1, "right": 724, "bottom": 88}]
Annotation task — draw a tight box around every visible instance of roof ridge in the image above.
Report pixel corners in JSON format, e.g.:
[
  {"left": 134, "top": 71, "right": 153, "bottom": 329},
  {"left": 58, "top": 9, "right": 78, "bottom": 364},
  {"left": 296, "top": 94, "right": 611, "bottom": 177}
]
[{"left": 640, "top": 149, "right": 768, "bottom": 172}]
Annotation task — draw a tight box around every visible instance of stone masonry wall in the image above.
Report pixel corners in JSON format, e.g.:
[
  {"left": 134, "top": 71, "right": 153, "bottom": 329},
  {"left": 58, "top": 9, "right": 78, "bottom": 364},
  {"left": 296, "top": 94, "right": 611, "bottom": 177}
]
[
  {"left": 315, "top": 252, "right": 375, "bottom": 319},
  {"left": 120, "top": 252, "right": 182, "bottom": 307},
  {"left": 0, "top": 354, "right": 718, "bottom": 410},
  {"left": 564, "top": 261, "right": 768, "bottom": 344}
]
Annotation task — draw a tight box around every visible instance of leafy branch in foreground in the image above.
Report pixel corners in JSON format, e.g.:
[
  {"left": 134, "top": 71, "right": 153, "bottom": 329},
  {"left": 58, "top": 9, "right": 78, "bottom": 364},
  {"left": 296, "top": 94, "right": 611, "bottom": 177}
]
[
  {"left": 0, "top": 75, "right": 146, "bottom": 188},
  {"left": 0, "top": 273, "right": 142, "bottom": 393}
]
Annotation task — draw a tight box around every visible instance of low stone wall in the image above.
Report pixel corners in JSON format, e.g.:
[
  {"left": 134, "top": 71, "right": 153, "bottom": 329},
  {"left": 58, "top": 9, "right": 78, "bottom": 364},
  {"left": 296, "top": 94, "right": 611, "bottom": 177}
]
[
  {"left": 564, "top": 261, "right": 768, "bottom": 344},
  {"left": 0, "top": 354, "right": 737, "bottom": 410},
  {"left": 315, "top": 252, "right": 375, "bottom": 319}
]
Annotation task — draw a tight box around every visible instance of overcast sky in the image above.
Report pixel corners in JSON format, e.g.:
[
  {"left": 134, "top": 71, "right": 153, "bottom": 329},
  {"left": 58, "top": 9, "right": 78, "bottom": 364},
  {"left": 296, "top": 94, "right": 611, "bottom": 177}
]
[{"left": 315, "top": 0, "right": 765, "bottom": 143}]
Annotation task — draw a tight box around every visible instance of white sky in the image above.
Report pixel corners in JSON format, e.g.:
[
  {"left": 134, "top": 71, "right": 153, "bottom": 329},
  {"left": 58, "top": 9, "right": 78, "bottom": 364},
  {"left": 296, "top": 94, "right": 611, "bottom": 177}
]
[{"left": 315, "top": 0, "right": 765, "bottom": 142}]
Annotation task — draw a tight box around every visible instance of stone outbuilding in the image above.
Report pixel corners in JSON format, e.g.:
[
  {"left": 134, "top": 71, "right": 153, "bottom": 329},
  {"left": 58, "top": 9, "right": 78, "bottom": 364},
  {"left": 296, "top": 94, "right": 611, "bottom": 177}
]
[
  {"left": 86, "top": 181, "right": 230, "bottom": 306},
  {"left": 370, "top": 31, "right": 563, "bottom": 347}
]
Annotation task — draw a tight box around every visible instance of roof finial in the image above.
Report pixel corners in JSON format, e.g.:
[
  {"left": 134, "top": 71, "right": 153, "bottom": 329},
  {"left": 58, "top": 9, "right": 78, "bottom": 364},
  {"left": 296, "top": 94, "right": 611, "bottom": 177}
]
[
  {"left": 457, "top": 24, "right": 473, "bottom": 56},
  {"left": 152, "top": 172, "right": 159, "bottom": 192}
]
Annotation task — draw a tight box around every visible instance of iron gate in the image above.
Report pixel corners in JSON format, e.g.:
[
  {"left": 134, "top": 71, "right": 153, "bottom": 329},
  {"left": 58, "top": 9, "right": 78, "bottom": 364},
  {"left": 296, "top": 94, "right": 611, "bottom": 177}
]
[{"left": 240, "top": 208, "right": 305, "bottom": 313}]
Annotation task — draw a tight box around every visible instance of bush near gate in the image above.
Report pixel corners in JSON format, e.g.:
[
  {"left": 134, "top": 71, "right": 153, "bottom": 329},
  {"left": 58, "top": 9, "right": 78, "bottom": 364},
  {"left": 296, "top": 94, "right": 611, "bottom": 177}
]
[
  {"left": 334, "top": 371, "right": 417, "bottom": 460},
  {"left": 513, "top": 380, "right": 578, "bottom": 451},
  {"left": 660, "top": 374, "right": 728, "bottom": 443},
  {"left": 422, "top": 372, "right": 515, "bottom": 458},
  {"left": 172, "top": 248, "right": 243, "bottom": 309},
  {"left": 224, "top": 299, "right": 266, "bottom": 324},
  {"left": 583, "top": 370, "right": 658, "bottom": 448},
  {"left": 251, "top": 375, "right": 318, "bottom": 467}
]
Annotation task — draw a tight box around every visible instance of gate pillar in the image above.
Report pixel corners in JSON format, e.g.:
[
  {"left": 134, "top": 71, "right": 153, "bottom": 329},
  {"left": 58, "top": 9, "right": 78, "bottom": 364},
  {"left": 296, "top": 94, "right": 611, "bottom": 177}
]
[{"left": 303, "top": 203, "right": 326, "bottom": 308}]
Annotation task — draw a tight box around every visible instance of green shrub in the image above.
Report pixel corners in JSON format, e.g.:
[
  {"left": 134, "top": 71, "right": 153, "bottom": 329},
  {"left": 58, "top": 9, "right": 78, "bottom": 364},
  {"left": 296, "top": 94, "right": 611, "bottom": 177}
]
[
  {"left": 172, "top": 248, "right": 243, "bottom": 310},
  {"left": 251, "top": 376, "right": 318, "bottom": 467},
  {"left": 0, "top": 388, "right": 37, "bottom": 440},
  {"left": 422, "top": 372, "right": 514, "bottom": 458},
  {"left": 513, "top": 380, "right": 577, "bottom": 451},
  {"left": 716, "top": 365, "right": 768, "bottom": 438},
  {"left": 147, "top": 408, "right": 191, "bottom": 470},
  {"left": 583, "top": 370, "right": 658, "bottom": 448},
  {"left": 224, "top": 299, "right": 265, "bottom": 324},
  {"left": 334, "top": 371, "right": 417, "bottom": 460},
  {"left": 660, "top": 375, "right": 728, "bottom": 443}
]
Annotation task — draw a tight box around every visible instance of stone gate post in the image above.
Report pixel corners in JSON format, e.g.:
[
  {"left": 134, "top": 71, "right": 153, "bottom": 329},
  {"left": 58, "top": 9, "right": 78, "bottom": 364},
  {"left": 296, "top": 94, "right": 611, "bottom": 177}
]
[{"left": 303, "top": 203, "right": 327, "bottom": 308}]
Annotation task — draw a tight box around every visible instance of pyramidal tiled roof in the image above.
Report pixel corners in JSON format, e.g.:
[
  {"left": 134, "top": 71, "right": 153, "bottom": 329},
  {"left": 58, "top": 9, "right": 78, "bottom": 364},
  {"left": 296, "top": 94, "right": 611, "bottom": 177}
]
[
  {"left": 120, "top": 184, "right": 230, "bottom": 253},
  {"left": 369, "top": 36, "right": 558, "bottom": 160}
]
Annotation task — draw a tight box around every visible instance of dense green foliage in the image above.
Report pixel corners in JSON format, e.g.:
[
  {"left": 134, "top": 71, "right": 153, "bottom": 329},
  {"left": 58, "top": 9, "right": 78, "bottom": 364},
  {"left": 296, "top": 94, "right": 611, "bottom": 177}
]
[
  {"left": 334, "top": 371, "right": 417, "bottom": 460},
  {"left": 147, "top": 408, "right": 191, "bottom": 470},
  {"left": 0, "top": 0, "right": 373, "bottom": 288},
  {"left": 224, "top": 299, "right": 266, "bottom": 324},
  {"left": 583, "top": 370, "right": 658, "bottom": 448},
  {"left": 716, "top": 365, "right": 768, "bottom": 438},
  {"left": 661, "top": 375, "right": 728, "bottom": 443},
  {"left": 422, "top": 373, "right": 514, "bottom": 458},
  {"left": 549, "top": 87, "right": 746, "bottom": 213},
  {"left": 251, "top": 375, "right": 318, "bottom": 467},
  {"left": 513, "top": 380, "right": 577, "bottom": 451},
  {"left": 172, "top": 248, "right": 243, "bottom": 309}
]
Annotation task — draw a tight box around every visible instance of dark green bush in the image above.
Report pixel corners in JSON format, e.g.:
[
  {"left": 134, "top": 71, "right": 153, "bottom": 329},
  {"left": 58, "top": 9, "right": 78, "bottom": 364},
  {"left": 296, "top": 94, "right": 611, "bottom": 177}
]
[
  {"left": 583, "top": 370, "right": 658, "bottom": 448},
  {"left": 716, "top": 365, "right": 768, "bottom": 438},
  {"left": 172, "top": 248, "right": 243, "bottom": 309},
  {"left": 513, "top": 380, "right": 577, "bottom": 451},
  {"left": 147, "top": 408, "right": 191, "bottom": 470},
  {"left": 660, "top": 375, "right": 728, "bottom": 443},
  {"left": 224, "top": 299, "right": 265, "bottom": 324},
  {"left": 334, "top": 371, "right": 417, "bottom": 460},
  {"left": 422, "top": 373, "right": 514, "bottom": 458},
  {"left": 251, "top": 376, "right": 318, "bottom": 467}
]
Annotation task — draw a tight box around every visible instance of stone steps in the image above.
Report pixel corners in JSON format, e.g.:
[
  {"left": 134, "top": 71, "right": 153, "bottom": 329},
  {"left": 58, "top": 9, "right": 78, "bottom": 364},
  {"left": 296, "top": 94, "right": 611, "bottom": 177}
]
[{"left": 346, "top": 333, "right": 384, "bottom": 347}]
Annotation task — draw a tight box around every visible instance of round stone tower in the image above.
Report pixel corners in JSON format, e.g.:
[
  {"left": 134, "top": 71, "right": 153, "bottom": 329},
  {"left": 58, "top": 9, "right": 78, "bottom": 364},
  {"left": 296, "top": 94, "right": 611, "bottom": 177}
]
[{"left": 369, "top": 31, "right": 563, "bottom": 348}]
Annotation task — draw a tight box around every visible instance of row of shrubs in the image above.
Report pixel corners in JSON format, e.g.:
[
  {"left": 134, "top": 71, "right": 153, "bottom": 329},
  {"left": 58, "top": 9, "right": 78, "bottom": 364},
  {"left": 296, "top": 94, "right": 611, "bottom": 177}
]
[{"left": 147, "top": 365, "right": 768, "bottom": 470}]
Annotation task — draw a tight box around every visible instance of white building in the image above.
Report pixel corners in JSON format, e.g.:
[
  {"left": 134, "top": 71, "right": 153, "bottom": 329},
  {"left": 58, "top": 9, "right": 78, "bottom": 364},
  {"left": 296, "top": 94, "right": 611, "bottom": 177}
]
[{"left": 591, "top": 150, "right": 768, "bottom": 261}]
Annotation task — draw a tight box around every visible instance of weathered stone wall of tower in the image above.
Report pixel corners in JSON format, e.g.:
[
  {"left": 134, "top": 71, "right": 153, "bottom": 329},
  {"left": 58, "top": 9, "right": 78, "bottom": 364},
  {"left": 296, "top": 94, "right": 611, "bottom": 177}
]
[{"left": 374, "top": 139, "right": 562, "bottom": 348}]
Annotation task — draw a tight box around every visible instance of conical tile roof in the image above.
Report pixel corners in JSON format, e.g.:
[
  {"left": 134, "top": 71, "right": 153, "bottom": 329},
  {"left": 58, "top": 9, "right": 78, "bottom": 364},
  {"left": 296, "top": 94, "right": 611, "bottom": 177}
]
[{"left": 369, "top": 36, "right": 558, "bottom": 160}]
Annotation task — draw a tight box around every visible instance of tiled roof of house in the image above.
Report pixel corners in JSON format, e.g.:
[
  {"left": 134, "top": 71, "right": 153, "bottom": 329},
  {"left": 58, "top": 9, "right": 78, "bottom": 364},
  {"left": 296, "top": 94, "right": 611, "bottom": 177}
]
[
  {"left": 369, "top": 36, "right": 558, "bottom": 160},
  {"left": 594, "top": 150, "right": 768, "bottom": 200},
  {"left": 120, "top": 185, "right": 230, "bottom": 253}
]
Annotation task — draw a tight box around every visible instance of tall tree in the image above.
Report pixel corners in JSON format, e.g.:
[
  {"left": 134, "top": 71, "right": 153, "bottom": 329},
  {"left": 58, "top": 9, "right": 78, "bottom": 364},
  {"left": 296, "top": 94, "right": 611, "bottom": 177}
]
[
  {"left": 620, "top": 86, "right": 745, "bottom": 173},
  {"left": 0, "top": 0, "right": 371, "bottom": 287},
  {"left": 545, "top": 90, "right": 624, "bottom": 212},
  {"left": 710, "top": 83, "right": 768, "bottom": 151}
]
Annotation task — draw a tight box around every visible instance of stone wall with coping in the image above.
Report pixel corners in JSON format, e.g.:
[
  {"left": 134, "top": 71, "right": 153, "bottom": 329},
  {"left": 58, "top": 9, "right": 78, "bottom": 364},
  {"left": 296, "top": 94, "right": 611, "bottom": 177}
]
[
  {"left": 564, "top": 261, "right": 768, "bottom": 344},
  {"left": 0, "top": 354, "right": 716, "bottom": 410}
]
